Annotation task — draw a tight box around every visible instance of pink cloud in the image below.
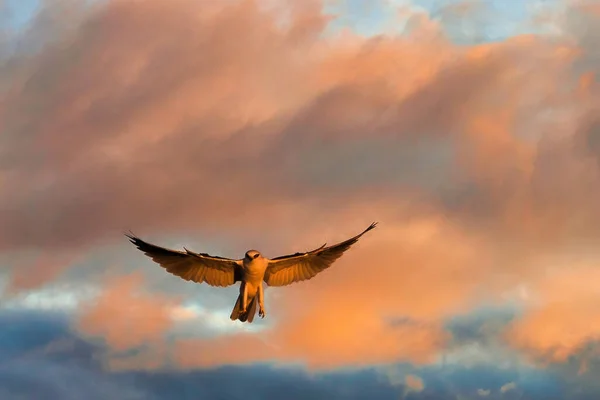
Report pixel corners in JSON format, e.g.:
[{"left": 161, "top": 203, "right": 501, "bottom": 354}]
[
  {"left": 2, "top": 0, "right": 578, "bottom": 257},
  {"left": 75, "top": 272, "right": 178, "bottom": 352},
  {"left": 506, "top": 265, "right": 600, "bottom": 364},
  {"left": 2, "top": 0, "right": 600, "bottom": 372}
]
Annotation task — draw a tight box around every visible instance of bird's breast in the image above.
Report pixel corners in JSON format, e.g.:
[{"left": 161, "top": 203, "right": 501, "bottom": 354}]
[{"left": 242, "top": 259, "right": 268, "bottom": 283}]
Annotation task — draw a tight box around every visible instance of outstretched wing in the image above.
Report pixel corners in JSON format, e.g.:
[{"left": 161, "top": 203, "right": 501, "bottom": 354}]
[
  {"left": 263, "top": 222, "right": 377, "bottom": 287},
  {"left": 125, "top": 233, "right": 242, "bottom": 287}
]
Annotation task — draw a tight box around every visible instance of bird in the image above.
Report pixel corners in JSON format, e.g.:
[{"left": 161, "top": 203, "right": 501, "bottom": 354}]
[{"left": 125, "top": 222, "right": 377, "bottom": 323}]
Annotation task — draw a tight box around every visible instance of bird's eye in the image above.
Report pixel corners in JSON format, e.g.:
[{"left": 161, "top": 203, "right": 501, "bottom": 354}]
[{"left": 253, "top": 253, "right": 260, "bottom": 259}]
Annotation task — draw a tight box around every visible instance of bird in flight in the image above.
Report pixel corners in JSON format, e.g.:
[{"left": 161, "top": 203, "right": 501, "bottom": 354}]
[{"left": 125, "top": 222, "right": 377, "bottom": 323}]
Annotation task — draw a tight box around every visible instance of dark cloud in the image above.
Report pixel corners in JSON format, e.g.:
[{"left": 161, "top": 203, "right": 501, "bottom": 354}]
[
  {"left": 446, "top": 307, "right": 516, "bottom": 348},
  {"left": 2, "top": 311, "right": 597, "bottom": 400},
  {"left": 0, "top": 311, "right": 145, "bottom": 400}
]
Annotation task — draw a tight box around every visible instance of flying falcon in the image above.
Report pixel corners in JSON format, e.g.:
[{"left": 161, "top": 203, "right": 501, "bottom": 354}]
[{"left": 125, "top": 222, "right": 377, "bottom": 323}]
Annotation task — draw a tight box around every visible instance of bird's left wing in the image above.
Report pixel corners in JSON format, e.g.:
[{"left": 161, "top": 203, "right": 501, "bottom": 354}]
[
  {"left": 126, "top": 233, "right": 242, "bottom": 287},
  {"left": 263, "top": 222, "right": 377, "bottom": 287}
]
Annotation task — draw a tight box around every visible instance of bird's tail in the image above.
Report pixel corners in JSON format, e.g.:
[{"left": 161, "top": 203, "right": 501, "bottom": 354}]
[
  {"left": 230, "top": 295, "right": 242, "bottom": 321},
  {"left": 230, "top": 295, "right": 257, "bottom": 323}
]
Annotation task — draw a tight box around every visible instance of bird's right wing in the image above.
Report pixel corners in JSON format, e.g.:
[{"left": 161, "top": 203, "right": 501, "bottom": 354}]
[
  {"left": 263, "top": 222, "right": 377, "bottom": 287},
  {"left": 126, "top": 233, "right": 242, "bottom": 287}
]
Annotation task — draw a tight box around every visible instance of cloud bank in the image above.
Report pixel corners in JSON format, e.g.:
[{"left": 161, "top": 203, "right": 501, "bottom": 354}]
[{"left": 1, "top": 0, "right": 600, "bottom": 396}]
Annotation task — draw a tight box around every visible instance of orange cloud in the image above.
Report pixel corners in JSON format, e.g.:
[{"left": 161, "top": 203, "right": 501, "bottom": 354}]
[
  {"left": 2, "top": 0, "right": 581, "bottom": 259},
  {"left": 96, "top": 213, "right": 489, "bottom": 370},
  {"left": 405, "top": 374, "right": 425, "bottom": 392},
  {"left": 153, "top": 316, "right": 446, "bottom": 371},
  {"left": 2, "top": 0, "right": 600, "bottom": 373},
  {"left": 506, "top": 265, "right": 600, "bottom": 364},
  {"left": 75, "top": 272, "right": 179, "bottom": 352}
]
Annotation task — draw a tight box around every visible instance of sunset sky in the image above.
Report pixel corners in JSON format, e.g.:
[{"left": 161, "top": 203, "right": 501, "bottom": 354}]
[{"left": 1, "top": 0, "right": 600, "bottom": 398}]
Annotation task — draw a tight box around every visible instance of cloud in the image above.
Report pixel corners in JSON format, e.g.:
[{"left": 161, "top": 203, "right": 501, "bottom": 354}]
[
  {"left": 0, "top": 0, "right": 584, "bottom": 256},
  {"left": 2, "top": 0, "right": 600, "bottom": 383},
  {"left": 1, "top": 310, "right": 569, "bottom": 400},
  {"left": 5, "top": 252, "right": 83, "bottom": 293},
  {"left": 147, "top": 217, "right": 491, "bottom": 370},
  {"left": 500, "top": 382, "right": 517, "bottom": 393},
  {"left": 0, "top": 311, "right": 147, "bottom": 400},
  {"left": 505, "top": 265, "right": 600, "bottom": 364},
  {"left": 0, "top": 0, "right": 499, "bottom": 369},
  {"left": 405, "top": 374, "right": 425, "bottom": 392},
  {"left": 75, "top": 272, "right": 178, "bottom": 352},
  {"left": 0, "top": 0, "right": 331, "bottom": 252}
]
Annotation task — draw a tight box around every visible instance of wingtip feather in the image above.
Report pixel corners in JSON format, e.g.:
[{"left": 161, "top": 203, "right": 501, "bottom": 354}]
[
  {"left": 365, "top": 221, "right": 378, "bottom": 232},
  {"left": 124, "top": 230, "right": 137, "bottom": 240},
  {"left": 124, "top": 231, "right": 146, "bottom": 248}
]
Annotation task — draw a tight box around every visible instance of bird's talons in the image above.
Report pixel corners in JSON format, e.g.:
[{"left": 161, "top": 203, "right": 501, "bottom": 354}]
[{"left": 259, "top": 306, "right": 266, "bottom": 318}]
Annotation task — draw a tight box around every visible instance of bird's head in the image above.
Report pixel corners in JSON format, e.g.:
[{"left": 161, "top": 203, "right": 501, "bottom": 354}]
[{"left": 245, "top": 250, "right": 262, "bottom": 261}]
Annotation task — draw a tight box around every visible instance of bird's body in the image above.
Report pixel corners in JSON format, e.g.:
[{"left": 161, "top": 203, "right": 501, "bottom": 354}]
[
  {"left": 126, "top": 223, "right": 377, "bottom": 323},
  {"left": 233, "top": 250, "right": 269, "bottom": 322}
]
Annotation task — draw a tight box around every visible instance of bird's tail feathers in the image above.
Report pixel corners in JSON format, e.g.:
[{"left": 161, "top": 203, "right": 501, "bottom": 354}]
[
  {"left": 230, "top": 295, "right": 242, "bottom": 321},
  {"left": 230, "top": 295, "right": 257, "bottom": 323}
]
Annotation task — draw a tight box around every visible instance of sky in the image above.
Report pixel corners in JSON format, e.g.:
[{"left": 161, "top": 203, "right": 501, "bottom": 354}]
[{"left": 1, "top": 0, "right": 600, "bottom": 398}]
